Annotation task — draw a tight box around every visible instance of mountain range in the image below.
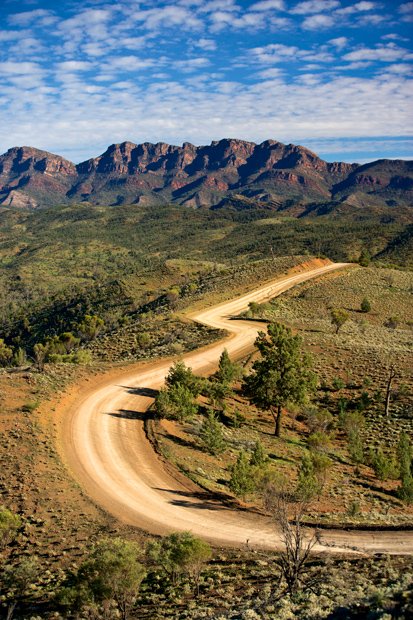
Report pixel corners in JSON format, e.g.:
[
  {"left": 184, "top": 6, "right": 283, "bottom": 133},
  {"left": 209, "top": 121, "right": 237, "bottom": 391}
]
[{"left": 0, "top": 138, "right": 412, "bottom": 210}]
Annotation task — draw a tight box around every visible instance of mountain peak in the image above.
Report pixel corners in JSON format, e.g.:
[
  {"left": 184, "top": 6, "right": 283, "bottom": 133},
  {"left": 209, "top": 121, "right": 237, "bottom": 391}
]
[{"left": 0, "top": 139, "right": 410, "bottom": 210}]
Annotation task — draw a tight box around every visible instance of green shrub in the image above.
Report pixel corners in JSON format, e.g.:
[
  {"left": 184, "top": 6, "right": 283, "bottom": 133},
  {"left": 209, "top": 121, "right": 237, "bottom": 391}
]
[
  {"left": 348, "top": 428, "right": 365, "bottom": 466},
  {"left": 398, "top": 475, "right": 413, "bottom": 504},
  {"left": 165, "top": 361, "right": 201, "bottom": 397},
  {"left": 369, "top": 447, "right": 399, "bottom": 481},
  {"left": 360, "top": 298, "right": 371, "bottom": 313},
  {"left": 0, "top": 507, "right": 21, "bottom": 548},
  {"left": 250, "top": 440, "right": 267, "bottom": 466},
  {"left": 148, "top": 531, "right": 211, "bottom": 588},
  {"left": 229, "top": 451, "right": 256, "bottom": 499},
  {"left": 199, "top": 411, "right": 226, "bottom": 455},
  {"left": 155, "top": 383, "right": 198, "bottom": 422}
]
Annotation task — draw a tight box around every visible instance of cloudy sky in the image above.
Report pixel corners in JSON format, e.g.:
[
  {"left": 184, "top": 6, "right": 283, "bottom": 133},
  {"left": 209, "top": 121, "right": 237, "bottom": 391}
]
[{"left": 0, "top": 0, "right": 412, "bottom": 163}]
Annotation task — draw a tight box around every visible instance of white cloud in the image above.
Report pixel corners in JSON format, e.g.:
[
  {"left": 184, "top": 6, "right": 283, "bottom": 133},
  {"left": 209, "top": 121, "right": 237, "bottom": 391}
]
[
  {"left": 199, "top": 0, "right": 239, "bottom": 13},
  {"left": 251, "top": 43, "right": 300, "bottom": 64},
  {"left": 0, "top": 0, "right": 411, "bottom": 164},
  {"left": 399, "top": 2, "right": 413, "bottom": 14},
  {"left": 0, "top": 61, "right": 44, "bottom": 76},
  {"left": 121, "top": 37, "right": 148, "bottom": 51},
  {"left": 105, "top": 56, "right": 154, "bottom": 71},
  {"left": 8, "top": 9, "right": 56, "bottom": 27},
  {"left": 0, "top": 29, "right": 31, "bottom": 41},
  {"left": 329, "top": 37, "right": 348, "bottom": 49},
  {"left": 356, "top": 13, "right": 387, "bottom": 25},
  {"left": 269, "top": 16, "right": 291, "bottom": 27},
  {"left": 208, "top": 10, "right": 238, "bottom": 31},
  {"left": 251, "top": 42, "right": 335, "bottom": 64},
  {"left": 249, "top": 0, "right": 286, "bottom": 11},
  {"left": 336, "top": 1, "right": 377, "bottom": 15},
  {"left": 340, "top": 61, "right": 372, "bottom": 70},
  {"left": 1, "top": 69, "right": 412, "bottom": 163},
  {"left": 194, "top": 38, "right": 217, "bottom": 50},
  {"left": 57, "top": 61, "right": 93, "bottom": 72},
  {"left": 343, "top": 44, "right": 413, "bottom": 63},
  {"left": 382, "top": 63, "right": 412, "bottom": 75},
  {"left": 381, "top": 33, "right": 408, "bottom": 41},
  {"left": 175, "top": 57, "right": 210, "bottom": 72},
  {"left": 132, "top": 6, "right": 204, "bottom": 31},
  {"left": 291, "top": 1, "right": 339, "bottom": 15},
  {"left": 302, "top": 14, "right": 335, "bottom": 29}
]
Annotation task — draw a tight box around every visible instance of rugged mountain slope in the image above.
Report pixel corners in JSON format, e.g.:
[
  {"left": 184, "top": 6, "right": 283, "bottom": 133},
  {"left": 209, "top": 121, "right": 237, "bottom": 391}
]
[
  {"left": 0, "top": 146, "right": 77, "bottom": 208},
  {"left": 0, "top": 139, "right": 411, "bottom": 210}
]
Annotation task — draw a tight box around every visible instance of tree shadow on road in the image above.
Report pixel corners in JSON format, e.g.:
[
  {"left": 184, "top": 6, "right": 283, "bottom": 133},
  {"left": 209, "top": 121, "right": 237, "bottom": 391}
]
[
  {"left": 103, "top": 408, "right": 146, "bottom": 420},
  {"left": 118, "top": 385, "right": 159, "bottom": 398},
  {"left": 154, "top": 487, "right": 240, "bottom": 511},
  {"left": 154, "top": 487, "right": 265, "bottom": 515}
]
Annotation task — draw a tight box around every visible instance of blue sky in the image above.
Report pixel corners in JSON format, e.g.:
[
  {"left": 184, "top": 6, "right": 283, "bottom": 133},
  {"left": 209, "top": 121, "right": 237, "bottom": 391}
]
[{"left": 0, "top": 0, "right": 412, "bottom": 163}]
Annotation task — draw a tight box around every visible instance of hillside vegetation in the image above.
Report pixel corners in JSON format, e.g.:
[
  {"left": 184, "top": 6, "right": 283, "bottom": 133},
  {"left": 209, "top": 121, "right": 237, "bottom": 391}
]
[{"left": 0, "top": 197, "right": 412, "bottom": 619}]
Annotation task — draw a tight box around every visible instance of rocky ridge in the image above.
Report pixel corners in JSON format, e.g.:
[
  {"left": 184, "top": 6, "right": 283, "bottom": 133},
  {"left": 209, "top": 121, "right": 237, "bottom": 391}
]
[{"left": 0, "top": 139, "right": 411, "bottom": 210}]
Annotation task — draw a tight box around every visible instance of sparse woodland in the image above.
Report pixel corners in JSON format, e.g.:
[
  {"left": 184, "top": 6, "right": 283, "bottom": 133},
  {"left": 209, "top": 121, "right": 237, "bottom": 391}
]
[{"left": 0, "top": 203, "right": 412, "bottom": 618}]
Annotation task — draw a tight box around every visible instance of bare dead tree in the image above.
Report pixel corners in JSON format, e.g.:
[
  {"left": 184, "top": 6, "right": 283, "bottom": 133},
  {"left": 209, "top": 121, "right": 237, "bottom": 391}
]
[
  {"left": 385, "top": 364, "right": 399, "bottom": 418},
  {"left": 263, "top": 483, "right": 320, "bottom": 597}
]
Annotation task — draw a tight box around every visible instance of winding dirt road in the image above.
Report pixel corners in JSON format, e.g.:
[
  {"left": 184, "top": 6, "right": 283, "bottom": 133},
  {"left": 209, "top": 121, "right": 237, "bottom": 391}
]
[{"left": 59, "top": 261, "right": 413, "bottom": 555}]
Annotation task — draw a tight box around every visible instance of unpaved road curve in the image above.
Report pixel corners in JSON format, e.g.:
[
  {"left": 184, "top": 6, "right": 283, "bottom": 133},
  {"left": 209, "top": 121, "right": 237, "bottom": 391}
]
[{"left": 60, "top": 261, "right": 413, "bottom": 555}]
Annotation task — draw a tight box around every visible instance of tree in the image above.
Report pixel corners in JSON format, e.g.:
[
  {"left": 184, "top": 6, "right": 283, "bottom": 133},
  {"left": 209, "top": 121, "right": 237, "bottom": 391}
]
[
  {"left": 360, "top": 298, "right": 371, "bottom": 313},
  {"left": 165, "top": 361, "right": 201, "bottom": 397},
  {"left": 250, "top": 440, "right": 267, "bottom": 467},
  {"left": 199, "top": 410, "right": 226, "bottom": 455},
  {"left": 214, "top": 349, "right": 240, "bottom": 386},
  {"left": 59, "top": 331, "right": 80, "bottom": 353},
  {"left": 0, "top": 339, "right": 13, "bottom": 367},
  {"left": 77, "top": 314, "right": 104, "bottom": 341},
  {"left": 75, "top": 538, "right": 145, "bottom": 620},
  {"left": 12, "top": 347, "right": 27, "bottom": 367},
  {"left": 369, "top": 447, "right": 399, "bottom": 481},
  {"left": 330, "top": 308, "right": 349, "bottom": 334},
  {"left": 384, "top": 364, "right": 399, "bottom": 417},
  {"left": 296, "top": 452, "right": 322, "bottom": 501},
  {"left": 244, "top": 322, "right": 316, "bottom": 437},
  {"left": 398, "top": 476, "right": 413, "bottom": 504},
  {"left": 1, "top": 557, "right": 40, "bottom": 620},
  {"left": 229, "top": 451, "right": 256, "bottom": 499},
  {"left": 305, "top": 407, "right": 333, "bottom": 434},
  {"left": 0, "top": 507, "right": 21, "bottom": 549},
  {"left": 397, "top": 432, "right": 412, "bottom": 479},
  {"left": 205, "top": 379, "right": 231, "bottom": 410},
  {"left": 148, "top": 532, "right": 211, "bottom": 594},
  {"left": 155, "top": 383, "right": 198, "bottom": 422},
  {"left": 359, "top": 248, "right": 371, "bottom": 267},
  {"left": 397, "top": 432, "right": 413, "bottom": 504},
  {"left": 263, "top": 487, "right": 319, "bottom": 597},
  {"left": 33, "top": 343, "right": 48, "bottom": 371}
]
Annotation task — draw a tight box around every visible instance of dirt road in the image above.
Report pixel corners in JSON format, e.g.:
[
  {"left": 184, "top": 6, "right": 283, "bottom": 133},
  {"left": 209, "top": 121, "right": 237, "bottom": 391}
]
[{"left": 59, "top": 261, "right": 413, "bottom": 555}]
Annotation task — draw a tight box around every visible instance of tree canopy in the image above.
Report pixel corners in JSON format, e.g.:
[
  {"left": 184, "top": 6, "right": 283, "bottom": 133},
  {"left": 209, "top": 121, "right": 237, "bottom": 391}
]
[{"left": 244, "top": 322, "right": 316, "bottom": 437}]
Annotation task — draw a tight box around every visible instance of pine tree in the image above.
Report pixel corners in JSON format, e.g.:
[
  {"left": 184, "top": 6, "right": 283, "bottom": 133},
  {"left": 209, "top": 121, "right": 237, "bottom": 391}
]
[
  {"left": 330, "top": 308, "right": 349, "bottom": 334},
  {"left": 199, "top": 411, "right": 226, "bottom": 455},
  {"left": 229, "top": 451, "right": 255, "bottom": 499},
  {"left": 155, "top": 383, "right": 198, "bottom": 421},
  {"left": 250, "top": 440, "right": 267, "bottom": 466},
  {"left": 165, "top": 361, "right": 201, "bottom": 397},
  {"left": 348, "top": 428, "right": 364, "bottom": 468},
  {"left": 244, "top": 322, "right": 316, "bottom": 437},
  {"left": 296, "top": 452, "right": 322, "bottom": 501},
  {"left": 214, "top": 349, "right": 240, "bottom": 386}
]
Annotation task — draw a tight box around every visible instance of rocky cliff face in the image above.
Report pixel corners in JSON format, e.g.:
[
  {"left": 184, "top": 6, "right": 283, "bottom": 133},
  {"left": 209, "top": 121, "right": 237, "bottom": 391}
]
[
  {"left": 0, "top": 139, "right": 411, "bottom": 210},
  {"left": 0, "top": 146, "right": 77, "bottom": 208}
]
